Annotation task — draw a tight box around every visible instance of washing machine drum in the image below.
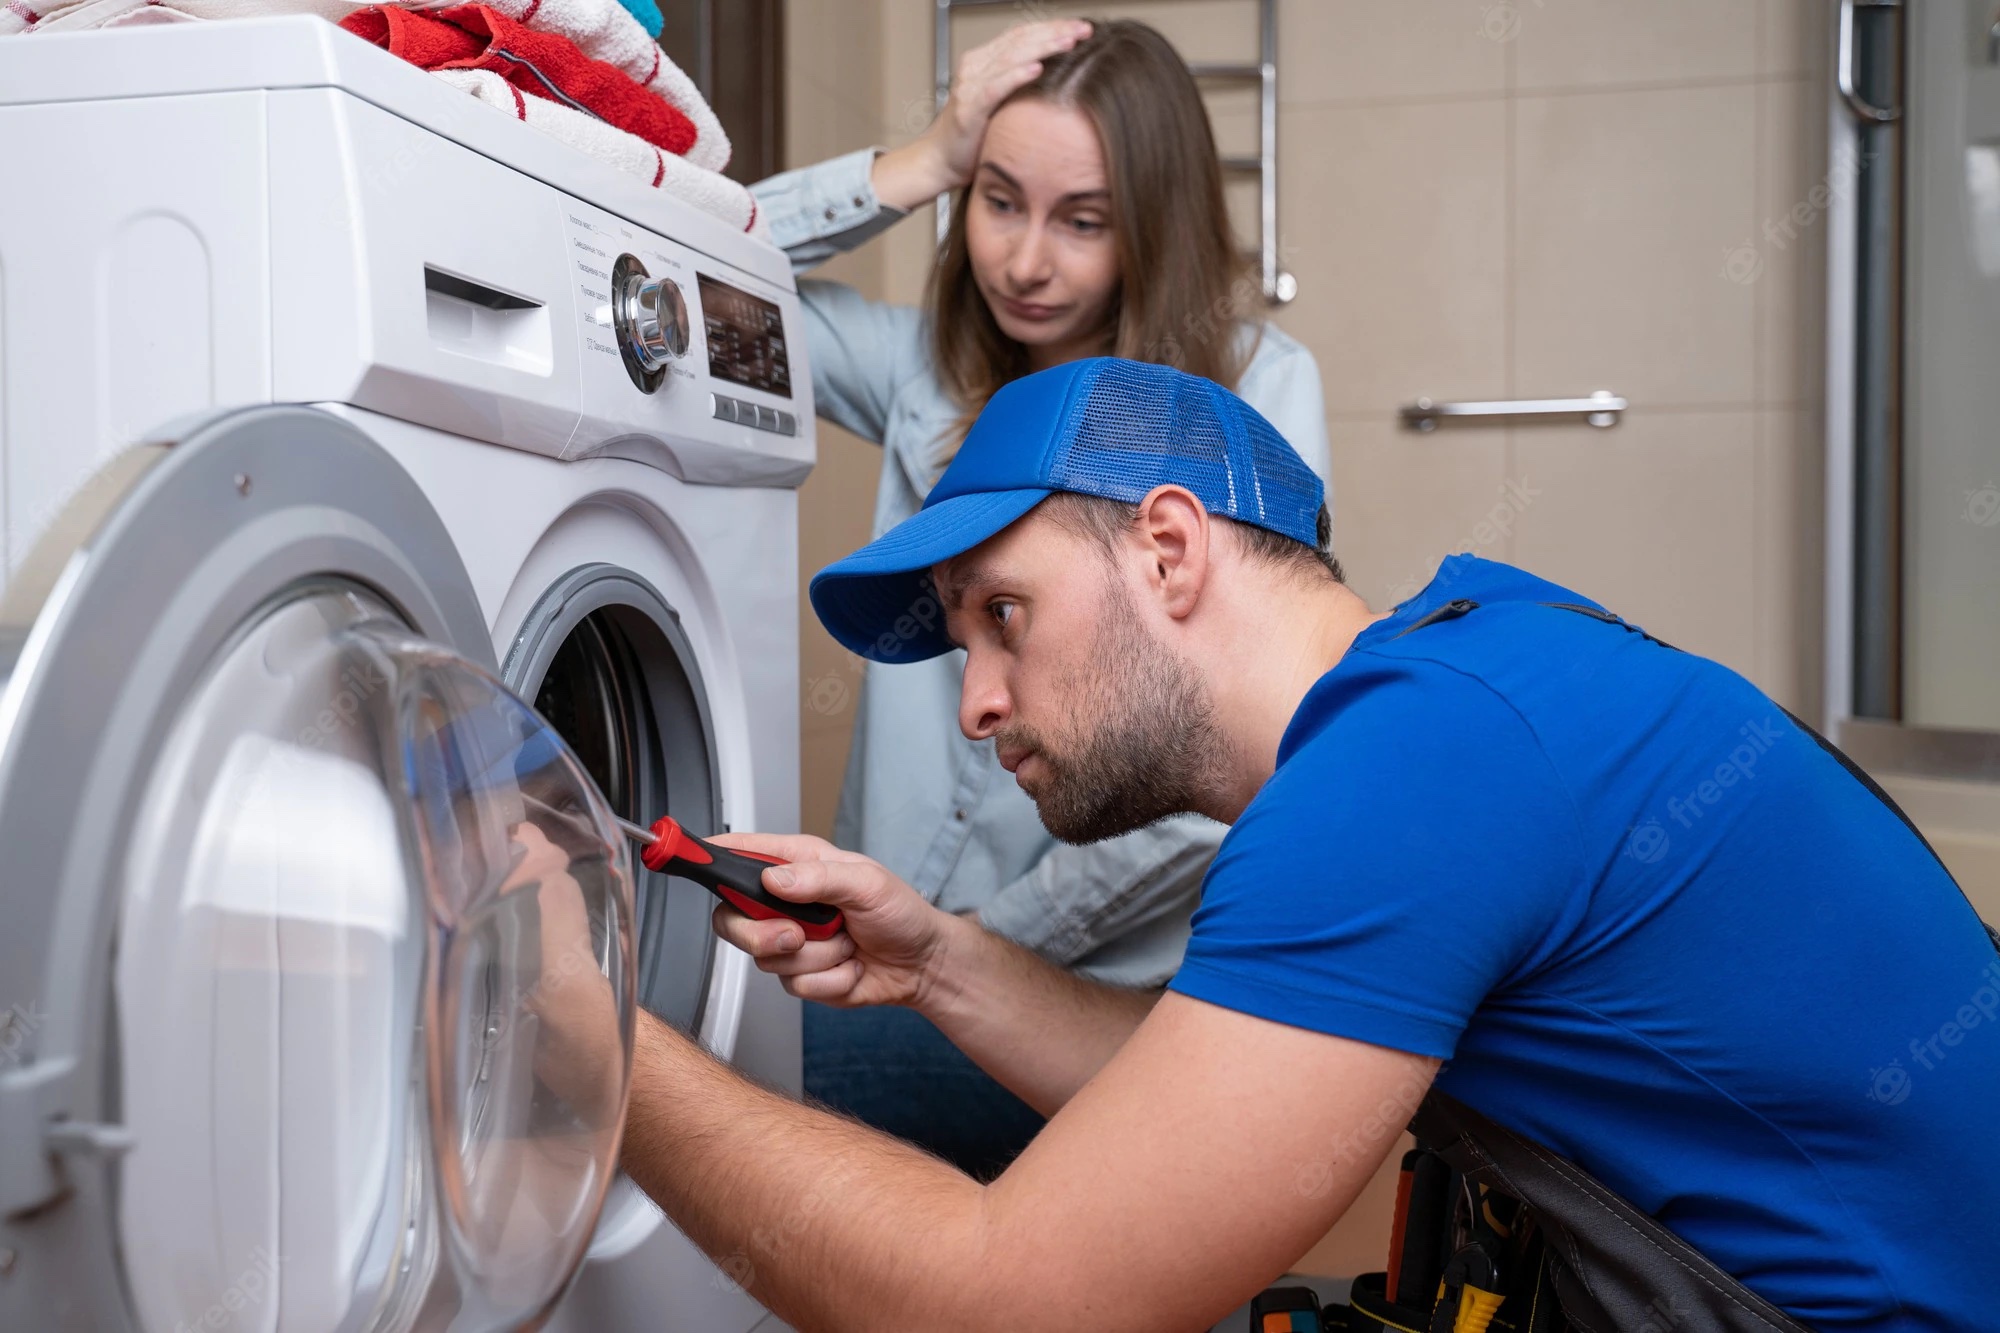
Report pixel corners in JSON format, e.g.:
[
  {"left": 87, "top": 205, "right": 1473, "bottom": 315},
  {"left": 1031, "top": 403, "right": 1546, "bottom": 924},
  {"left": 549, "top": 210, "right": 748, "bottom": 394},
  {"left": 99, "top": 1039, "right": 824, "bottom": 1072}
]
[{"left": 0, "top": 410, "right": 638, "bottom": 1332}]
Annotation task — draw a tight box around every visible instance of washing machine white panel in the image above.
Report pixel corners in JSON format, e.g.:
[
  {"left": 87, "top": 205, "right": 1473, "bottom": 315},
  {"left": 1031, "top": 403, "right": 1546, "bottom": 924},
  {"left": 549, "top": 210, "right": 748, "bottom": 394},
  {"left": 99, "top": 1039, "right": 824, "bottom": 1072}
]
[
  {"left": 0, "top": 90, "right": 273, "bottom": 586},
  {"left": 0, "top": 408, "right": 640, "bottom": 1331}
]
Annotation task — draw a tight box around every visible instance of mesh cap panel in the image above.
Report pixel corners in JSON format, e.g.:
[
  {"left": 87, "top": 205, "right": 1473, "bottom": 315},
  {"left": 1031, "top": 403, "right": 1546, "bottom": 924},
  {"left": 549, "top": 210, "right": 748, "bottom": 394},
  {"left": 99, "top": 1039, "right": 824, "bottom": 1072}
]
[{"left": 1047, "top": 360, "right": 1321, "bottom": 543}]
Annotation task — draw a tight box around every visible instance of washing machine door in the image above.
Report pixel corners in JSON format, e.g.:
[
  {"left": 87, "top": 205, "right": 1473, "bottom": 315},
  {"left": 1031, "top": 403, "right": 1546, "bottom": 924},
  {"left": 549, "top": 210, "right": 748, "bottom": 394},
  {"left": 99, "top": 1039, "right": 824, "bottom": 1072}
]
[{"left": 0, "top": 409, "right": 637, "bottom": 1332}]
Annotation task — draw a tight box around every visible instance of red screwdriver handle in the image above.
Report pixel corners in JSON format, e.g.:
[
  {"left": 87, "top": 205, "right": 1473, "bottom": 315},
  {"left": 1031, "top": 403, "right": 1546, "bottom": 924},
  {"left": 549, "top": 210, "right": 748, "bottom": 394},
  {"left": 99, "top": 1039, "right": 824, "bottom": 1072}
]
[{"left": 639, "top": 817, "right": 845, "bottom": 941}]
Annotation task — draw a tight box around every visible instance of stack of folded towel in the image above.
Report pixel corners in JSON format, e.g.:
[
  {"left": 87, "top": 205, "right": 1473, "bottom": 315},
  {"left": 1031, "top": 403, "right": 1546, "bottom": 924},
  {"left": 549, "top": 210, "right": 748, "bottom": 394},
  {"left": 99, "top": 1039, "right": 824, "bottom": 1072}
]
[{"left": 1, "top": 0, "right": 761, "bottom": 233}]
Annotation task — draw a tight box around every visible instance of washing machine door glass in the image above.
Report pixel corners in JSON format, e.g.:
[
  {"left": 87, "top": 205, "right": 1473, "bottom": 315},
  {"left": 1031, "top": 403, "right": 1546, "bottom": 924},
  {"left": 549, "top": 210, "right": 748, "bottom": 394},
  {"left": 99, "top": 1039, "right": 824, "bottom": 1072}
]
[{"left": 115, "top": 583, "right": 636, "bottom": 1333}]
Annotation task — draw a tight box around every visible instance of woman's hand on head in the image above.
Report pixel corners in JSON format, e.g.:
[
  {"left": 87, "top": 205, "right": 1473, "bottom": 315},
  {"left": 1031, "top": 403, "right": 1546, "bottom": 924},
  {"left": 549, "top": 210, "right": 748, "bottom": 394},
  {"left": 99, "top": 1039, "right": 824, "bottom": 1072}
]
[
  {"left": 705, "top": 831, "right": 963, "bottom": 1012},
  {"left": 871, "top": 19, "right": 1091, "bottom": 210}
]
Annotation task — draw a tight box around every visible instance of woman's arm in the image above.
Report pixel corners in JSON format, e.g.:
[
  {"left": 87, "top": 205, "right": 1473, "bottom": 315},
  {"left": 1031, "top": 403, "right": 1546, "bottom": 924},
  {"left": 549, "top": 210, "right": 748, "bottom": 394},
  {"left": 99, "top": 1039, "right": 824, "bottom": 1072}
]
[{"left": 976, "top": 814, "right": 1223, "bottom": 987}]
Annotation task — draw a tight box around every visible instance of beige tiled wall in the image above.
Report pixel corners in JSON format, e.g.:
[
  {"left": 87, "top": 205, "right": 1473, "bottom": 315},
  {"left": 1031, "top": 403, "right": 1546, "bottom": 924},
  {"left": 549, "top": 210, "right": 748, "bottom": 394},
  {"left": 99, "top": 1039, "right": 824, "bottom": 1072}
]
[
  {"left": 787, "top": 0, "right": 889, "bottom": 842},
  {"left": 783, "top": 0, "right": 1834, "bottom": 1280}
]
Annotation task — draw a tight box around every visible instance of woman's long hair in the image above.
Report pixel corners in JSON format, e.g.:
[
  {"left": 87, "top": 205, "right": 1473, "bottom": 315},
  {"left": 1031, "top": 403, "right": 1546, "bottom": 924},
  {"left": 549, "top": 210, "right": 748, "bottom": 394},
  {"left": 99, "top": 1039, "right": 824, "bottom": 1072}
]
[{"left": 929, "top": 19, "right": 1253, "bottom": 445}]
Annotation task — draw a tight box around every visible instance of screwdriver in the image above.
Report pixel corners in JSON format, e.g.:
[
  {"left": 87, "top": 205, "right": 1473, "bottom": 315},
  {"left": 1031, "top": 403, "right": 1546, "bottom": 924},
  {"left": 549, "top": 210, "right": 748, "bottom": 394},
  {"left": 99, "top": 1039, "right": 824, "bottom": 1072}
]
[{"left": 615, "top": 815, "right": 845, "bottom": 941}]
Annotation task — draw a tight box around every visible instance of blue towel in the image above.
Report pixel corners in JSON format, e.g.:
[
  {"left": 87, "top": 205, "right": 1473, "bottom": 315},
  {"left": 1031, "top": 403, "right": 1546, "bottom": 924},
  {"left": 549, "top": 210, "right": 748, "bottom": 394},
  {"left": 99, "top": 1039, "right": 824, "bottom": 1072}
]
[{"left": 615, "top": 0, "right": 662, "bottom": 37}]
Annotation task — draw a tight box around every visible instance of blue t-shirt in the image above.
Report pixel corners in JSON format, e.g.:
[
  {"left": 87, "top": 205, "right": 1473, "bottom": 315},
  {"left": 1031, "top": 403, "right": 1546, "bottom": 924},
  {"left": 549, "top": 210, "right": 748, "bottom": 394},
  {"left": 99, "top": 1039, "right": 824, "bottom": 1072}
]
[{"left": 1171, "top": 556, "right": 2000, "bottom": 1332}]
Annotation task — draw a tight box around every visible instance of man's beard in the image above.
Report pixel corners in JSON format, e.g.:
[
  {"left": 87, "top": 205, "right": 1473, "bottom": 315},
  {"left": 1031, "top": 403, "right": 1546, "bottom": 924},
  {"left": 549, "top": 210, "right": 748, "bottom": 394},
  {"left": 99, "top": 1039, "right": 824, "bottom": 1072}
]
[{"left": 996, "top": 586, "right": 1223, "bottom": 845}]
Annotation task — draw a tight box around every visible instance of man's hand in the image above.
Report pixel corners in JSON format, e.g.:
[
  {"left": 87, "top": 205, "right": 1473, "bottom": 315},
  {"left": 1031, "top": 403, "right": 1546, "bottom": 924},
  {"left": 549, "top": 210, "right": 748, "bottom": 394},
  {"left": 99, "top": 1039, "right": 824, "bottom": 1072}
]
[
  {"left": 705, "top": 832, "right": 955, "bottom": 1009},
  {"left": 706, "top": 831, "right": 1160, "bottom": 1116}
]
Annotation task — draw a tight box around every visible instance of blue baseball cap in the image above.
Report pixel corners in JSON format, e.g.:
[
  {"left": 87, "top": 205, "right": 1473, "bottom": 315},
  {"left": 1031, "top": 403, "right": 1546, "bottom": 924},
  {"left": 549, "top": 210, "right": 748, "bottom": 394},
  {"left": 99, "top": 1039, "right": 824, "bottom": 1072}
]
[{"left": 809, "top": 356, "right": 1325, "bottom": 663}]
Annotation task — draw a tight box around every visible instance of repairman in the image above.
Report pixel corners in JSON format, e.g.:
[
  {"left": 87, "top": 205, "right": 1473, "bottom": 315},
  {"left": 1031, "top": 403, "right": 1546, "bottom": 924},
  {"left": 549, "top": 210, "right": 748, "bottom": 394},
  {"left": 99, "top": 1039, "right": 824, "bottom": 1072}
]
[{"left": 535, "top": 357, "right": 2000, "bottom": 1332}]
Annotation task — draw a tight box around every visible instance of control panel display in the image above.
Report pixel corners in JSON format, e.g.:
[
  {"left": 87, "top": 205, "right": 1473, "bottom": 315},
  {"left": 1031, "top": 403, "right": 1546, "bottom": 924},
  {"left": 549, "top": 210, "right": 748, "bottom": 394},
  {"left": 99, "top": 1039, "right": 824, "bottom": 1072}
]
[{"left": 699, "top": 273, "right": 792, "bottom": 397}]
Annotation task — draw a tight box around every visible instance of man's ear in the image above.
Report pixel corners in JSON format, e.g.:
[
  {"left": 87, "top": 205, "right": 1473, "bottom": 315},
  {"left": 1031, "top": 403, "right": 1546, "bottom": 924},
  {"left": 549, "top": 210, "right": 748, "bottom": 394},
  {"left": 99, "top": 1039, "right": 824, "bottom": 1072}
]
[{"left": 1133, "top": 486, "right": 1209, "bottom": 620}]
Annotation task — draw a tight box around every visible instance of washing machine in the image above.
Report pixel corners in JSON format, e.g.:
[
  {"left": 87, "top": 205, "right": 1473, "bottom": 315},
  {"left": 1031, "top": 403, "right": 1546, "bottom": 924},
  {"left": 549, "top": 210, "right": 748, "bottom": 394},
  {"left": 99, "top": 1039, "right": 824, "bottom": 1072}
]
[{"left": 0, "top": 16, "right": 808, "bottom": 1332}]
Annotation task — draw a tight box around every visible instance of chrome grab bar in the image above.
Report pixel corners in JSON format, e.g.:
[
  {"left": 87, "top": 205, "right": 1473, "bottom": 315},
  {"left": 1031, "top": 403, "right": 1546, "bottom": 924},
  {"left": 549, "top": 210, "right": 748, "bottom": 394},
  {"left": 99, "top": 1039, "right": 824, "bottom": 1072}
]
[
  {"left": 1399, "top": 391, "right": 1627, "bottom": 432},
  {"left": 1838, "top": 0, "right": 1902, "bottom": 123}
]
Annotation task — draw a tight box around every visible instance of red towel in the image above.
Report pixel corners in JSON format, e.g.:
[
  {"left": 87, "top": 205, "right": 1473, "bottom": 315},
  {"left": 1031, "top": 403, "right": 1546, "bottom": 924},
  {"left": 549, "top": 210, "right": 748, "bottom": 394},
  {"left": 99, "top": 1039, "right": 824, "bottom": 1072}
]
[{"left": 341, "top": 4, "right": 697, "bottom": 156}]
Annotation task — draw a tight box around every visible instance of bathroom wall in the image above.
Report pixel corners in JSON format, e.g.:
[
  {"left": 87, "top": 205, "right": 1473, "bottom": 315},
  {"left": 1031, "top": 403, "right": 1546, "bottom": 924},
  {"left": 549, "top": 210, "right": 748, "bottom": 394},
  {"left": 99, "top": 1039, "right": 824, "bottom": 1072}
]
[{"left": 783, "top": 0, "right": 1834, "bottom": 1280}]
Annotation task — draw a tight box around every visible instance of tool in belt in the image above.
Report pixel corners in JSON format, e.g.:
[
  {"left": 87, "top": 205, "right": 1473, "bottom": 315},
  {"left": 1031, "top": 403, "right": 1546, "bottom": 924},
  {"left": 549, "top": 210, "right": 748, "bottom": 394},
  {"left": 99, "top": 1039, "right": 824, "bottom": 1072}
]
[{"left": 1249, "top": 600, "right": 2000, "bottom": 1333}]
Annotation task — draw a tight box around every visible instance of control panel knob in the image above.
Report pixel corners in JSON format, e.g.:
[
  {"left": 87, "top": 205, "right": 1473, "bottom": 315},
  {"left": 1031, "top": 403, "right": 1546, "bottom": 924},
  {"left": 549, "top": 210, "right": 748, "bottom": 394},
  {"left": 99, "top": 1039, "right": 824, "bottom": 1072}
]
[{"left": 613, "top": 258, "right": 689, "bottom": 377}]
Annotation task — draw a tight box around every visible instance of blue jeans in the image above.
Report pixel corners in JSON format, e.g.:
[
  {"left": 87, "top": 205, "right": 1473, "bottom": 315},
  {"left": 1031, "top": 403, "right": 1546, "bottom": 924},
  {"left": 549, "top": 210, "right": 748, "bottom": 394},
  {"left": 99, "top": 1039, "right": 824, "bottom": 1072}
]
[{"left": 803, "top": 1003, "right": 1046, "bottom": 1180}]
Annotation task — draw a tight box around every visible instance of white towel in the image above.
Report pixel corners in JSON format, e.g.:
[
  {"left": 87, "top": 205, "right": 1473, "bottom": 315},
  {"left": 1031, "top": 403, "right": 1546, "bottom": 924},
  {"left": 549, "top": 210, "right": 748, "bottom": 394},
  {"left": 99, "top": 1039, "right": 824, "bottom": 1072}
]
[
  {"left": 2, "top": 0, "right": 730, "bottom": 178},
  {"left": 432, "top": 68, "right": 765, "bottom": 236},
  {"left": 3, "top": 0, "right": 351, "bottom": 34},
  {"left": 461, "top": 0, "right": 729, "bottom": 173}
]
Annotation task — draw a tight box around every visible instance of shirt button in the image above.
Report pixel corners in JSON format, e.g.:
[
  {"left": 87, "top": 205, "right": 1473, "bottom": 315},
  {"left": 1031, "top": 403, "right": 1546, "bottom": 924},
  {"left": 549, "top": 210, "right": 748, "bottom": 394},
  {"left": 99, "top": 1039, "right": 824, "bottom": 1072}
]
[
  {"left": 823, "top": 205, "right": 837, "bottom": 221},
  {"left": 954, "top": 809, "right": 967, "bottom": 822},
  {"left": 852, "top": 195, "right": 866, "bottom": 207}
]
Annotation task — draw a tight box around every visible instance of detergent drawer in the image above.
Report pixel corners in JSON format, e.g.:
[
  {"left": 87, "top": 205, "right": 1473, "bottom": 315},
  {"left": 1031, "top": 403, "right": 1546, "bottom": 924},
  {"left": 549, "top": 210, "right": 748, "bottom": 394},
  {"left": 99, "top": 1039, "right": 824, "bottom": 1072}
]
[
  {"left": 268, "top": 83, "right": 815, "bottom": 488},
  {"left": 267, "top": 86, "right": 585, "bottom": 456}
]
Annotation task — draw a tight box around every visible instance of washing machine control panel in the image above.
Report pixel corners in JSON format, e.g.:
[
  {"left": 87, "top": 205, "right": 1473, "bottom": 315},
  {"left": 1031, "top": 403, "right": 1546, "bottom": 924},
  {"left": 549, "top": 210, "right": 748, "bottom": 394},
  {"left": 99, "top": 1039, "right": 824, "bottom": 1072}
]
[
  {"left": 563, "top": 202, "right": 812, "bottom": 484},
  {"left": 611, "top": 254, "right": 690, "bottom": 386}
]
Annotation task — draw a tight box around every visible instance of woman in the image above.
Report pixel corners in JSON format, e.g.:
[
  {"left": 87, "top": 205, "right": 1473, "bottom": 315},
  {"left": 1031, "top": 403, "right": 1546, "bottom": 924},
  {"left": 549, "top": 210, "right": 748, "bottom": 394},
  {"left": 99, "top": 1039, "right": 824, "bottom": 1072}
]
[{"left": 750, "top": 18, "right": 1330, "bottom": 1176}]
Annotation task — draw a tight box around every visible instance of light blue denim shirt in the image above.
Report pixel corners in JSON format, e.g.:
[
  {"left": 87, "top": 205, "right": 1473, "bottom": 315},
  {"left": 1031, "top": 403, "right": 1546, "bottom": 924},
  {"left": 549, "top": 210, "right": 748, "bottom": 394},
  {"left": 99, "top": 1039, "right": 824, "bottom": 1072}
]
[{"left": 753, "top": 149, "right": 1332, "bottom": 987}]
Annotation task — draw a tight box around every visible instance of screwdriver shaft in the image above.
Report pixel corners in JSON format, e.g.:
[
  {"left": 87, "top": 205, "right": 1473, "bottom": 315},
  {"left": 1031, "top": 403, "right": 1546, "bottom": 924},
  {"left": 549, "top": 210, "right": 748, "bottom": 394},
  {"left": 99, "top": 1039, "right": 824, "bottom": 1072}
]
[{"left": 614, "top": 816, "right": 657, "bottom": 848}]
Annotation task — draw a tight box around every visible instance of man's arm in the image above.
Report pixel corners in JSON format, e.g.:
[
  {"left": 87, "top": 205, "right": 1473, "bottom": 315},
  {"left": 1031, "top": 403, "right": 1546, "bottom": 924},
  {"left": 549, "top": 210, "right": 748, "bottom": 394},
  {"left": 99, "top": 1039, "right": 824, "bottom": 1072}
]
[
  {"left": 710, "top": 831, "right": 1157, "bottom": 1112},
  {"left": 914, "top": 906, "right": 1160, "bottom": 1113},
  {"left": 623, "top": 993, "right": 1435, "bottom": 1332}
]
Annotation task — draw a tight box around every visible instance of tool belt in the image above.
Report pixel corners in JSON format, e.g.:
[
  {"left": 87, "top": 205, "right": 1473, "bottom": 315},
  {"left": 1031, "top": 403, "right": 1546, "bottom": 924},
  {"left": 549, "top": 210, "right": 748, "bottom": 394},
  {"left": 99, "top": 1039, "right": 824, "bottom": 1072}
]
[
  {"left": 1253, "top": 598, "right": 2000, "bottom": 1333},
  {"left": 1326, "top": 1091, "right": 1819, "bottom": 1333}
]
